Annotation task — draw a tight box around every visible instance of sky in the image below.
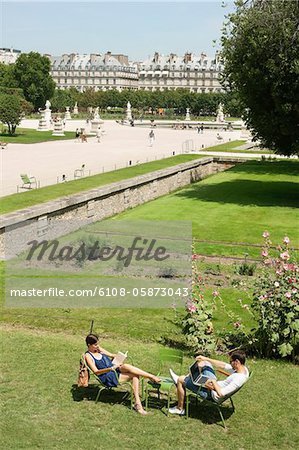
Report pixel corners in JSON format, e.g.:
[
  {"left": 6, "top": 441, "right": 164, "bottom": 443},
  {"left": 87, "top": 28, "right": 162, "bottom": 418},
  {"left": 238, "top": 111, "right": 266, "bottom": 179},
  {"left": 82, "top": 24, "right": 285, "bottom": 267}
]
[{"left": 1, "top": 1, "right": 235, "bottom": 60}]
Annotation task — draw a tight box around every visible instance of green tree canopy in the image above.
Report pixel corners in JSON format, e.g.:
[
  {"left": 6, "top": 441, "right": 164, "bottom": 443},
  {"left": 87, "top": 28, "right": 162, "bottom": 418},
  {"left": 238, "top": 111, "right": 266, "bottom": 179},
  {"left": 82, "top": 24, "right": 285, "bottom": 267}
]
[
  {"left": 13, "top": 52, "right": 56, "bottom": 110},
  {"left": 221, "top": 0, "right": 299, "bottom": 156},
  {"left": 0, "top": 94, "right": 22, "bottom": 135}
]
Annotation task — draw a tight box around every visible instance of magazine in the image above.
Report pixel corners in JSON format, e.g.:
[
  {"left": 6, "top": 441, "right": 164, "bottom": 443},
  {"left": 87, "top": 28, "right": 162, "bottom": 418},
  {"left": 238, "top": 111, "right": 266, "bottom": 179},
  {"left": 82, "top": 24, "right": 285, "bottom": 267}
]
[{"left": 112, "top": 351, "right": 128, "bottom": 366}]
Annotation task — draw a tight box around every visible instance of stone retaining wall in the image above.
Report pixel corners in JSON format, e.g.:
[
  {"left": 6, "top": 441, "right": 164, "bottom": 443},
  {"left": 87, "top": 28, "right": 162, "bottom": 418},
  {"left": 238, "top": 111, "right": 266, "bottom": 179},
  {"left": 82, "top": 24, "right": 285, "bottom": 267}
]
[{"left": 0, "top": 157, "right": 244, "bottom": 257}]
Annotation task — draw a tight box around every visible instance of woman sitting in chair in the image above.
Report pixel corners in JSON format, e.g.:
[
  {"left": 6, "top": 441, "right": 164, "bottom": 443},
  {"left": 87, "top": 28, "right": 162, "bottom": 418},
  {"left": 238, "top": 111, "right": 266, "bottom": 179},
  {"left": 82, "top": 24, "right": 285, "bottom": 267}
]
[{"left": 85, "top": 334, "right": 160, "bottom": 415}]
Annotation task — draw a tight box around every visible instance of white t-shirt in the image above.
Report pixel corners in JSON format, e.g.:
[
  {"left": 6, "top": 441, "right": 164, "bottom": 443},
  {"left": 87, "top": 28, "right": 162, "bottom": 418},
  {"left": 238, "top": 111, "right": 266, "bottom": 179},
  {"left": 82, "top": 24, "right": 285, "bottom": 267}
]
[{"left": 211, "top": 363, "right": 249, "bottom": 403}]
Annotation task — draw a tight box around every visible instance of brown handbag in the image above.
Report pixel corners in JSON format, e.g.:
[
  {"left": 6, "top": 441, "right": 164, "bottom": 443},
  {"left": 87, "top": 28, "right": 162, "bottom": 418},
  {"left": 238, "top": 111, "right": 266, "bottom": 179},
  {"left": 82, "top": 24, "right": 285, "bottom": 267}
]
[{"left": 77, "top": 358, "right": 89, "bottom": 388}]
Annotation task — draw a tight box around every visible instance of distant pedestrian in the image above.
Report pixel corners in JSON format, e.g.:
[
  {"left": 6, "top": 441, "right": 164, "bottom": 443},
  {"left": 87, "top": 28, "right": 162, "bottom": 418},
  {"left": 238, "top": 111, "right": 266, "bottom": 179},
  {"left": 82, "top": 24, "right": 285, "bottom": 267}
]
[
  {"left": 75, "top": 128, "right": 80, "bottom": 142},
  {"left": 96, "top": 127, "right": 102, "bottom": 143},
  {"left": 149, "top": 129, "right": 155, "bottom": 146},
  {"left": 201, "top": 125, "right": 204, "bottom": 133}
]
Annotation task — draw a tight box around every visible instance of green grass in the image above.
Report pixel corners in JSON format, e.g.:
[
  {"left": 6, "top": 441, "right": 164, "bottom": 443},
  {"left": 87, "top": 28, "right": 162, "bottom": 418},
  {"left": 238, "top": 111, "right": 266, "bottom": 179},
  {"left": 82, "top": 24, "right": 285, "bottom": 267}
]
[
  {"left": 202, "top": 140, "right": 272, "bottom": 154},
  {"left": 0, "top": 154, "right": 205, "bottom": 215},
  {"left": 0, "top": 128, "right": 77, "bottom": 144},
  {"left": 115, "top": 160, "right": 299, "bottom": 257},
  {"left": 1, "top": 325, "right": 298, "bottom": 450}
]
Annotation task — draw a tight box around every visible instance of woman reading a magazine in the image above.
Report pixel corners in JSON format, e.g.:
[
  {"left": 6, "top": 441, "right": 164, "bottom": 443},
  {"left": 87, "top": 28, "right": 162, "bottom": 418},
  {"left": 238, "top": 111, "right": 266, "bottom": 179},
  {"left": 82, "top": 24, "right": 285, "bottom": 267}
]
[{"left": 85, "top": 334, "right": 160, "bottom": 415}]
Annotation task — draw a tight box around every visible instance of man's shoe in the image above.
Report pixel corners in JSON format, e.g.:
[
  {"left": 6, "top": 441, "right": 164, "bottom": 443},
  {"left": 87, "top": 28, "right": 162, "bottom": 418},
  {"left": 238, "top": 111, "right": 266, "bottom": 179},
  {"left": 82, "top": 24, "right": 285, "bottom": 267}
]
[
  {"left": 169, "top": 368, "right": 179, "bottom": 386},
  {"left": 168, "top": 406, "right": 185, "bottom": 416}
]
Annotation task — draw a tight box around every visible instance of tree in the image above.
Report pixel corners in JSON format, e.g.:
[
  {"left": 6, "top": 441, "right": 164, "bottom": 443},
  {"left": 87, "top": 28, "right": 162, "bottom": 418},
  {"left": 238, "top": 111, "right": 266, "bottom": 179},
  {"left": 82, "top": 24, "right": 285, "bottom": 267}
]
[
  {"left": 13, "top": 52, "right": 56, "bottom": 110},
  {"left": 50, "top": 89, "right": 75, "bottom": 112},
  {"left": 0, "top": 63, "right": 18, "bottom": 88},
  {"left": 0, "top": 94, "right": 22, "bottom": 134},
  {"left": 221, "top": 0, "right": 299, "bottom": 156}
]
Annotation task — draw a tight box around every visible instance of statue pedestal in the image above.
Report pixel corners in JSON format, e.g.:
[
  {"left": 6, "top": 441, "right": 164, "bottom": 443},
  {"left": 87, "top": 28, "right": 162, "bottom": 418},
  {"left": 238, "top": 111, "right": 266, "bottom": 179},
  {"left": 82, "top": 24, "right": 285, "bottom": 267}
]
[
  {"left": 52, "top": 120, "right": 65, "bottom": 136},
  {"left": 65, "top": 107, "right": 71, "bottom": 120},
  {"left": 90, "top": 118, "right": 104, "bottom": 134},
  {"left": 37, "top": 111, "right": 49, "bottom": 131}
]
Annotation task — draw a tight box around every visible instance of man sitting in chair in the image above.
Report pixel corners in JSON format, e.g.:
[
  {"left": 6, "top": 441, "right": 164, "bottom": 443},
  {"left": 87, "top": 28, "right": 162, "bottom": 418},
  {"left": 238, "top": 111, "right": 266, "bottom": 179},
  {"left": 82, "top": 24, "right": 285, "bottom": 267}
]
[{"left": 168, "top": 350, "right": 249, "bottom": 415}]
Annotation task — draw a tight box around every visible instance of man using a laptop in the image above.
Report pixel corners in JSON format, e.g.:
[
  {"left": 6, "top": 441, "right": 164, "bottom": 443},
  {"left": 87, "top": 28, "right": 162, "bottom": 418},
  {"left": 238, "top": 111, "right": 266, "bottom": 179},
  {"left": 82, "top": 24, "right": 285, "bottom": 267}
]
[{"left": 168, "top": 350, "right": 249, "bottom": 416}]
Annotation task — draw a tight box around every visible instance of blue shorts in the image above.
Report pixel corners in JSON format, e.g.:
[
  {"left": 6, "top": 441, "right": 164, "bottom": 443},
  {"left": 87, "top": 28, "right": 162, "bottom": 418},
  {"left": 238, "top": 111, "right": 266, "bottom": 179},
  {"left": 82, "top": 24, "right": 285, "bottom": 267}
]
[{"left": 184, "top": 365, "right": 217, "bottom": 399}]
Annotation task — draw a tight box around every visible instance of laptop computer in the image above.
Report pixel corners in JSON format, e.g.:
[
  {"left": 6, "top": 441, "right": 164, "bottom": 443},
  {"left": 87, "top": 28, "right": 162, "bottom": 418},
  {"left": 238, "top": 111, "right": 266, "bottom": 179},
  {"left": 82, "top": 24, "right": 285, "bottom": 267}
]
[{"left": 189, "top": 361, "right": 210, "bottom": 386}]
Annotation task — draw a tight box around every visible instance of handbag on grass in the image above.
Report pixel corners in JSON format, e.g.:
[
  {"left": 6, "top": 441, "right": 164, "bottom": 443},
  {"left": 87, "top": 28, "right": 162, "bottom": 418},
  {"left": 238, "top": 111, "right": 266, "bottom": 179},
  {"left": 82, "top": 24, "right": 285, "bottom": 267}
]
[{"left": 77, "top": 358, "right": 89, "bottom": 387}]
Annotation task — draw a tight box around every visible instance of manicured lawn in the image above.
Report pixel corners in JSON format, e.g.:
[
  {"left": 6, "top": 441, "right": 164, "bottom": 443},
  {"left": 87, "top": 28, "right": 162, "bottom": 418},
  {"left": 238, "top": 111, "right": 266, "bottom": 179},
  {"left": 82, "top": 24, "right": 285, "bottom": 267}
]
[
  {"left": 0, "top": 128, "right": 76, "bottom": 144},
  {"left": 0, "top": 154, "right": 205, "bottom": 215},
  {"left": 115, "top": 160, "right": 299, "bottom": 257},
  {"left": 1, "top": 325, "right": 298, "bottom": 450},
  {"left": 202, "top": 140, "right": 272, "bottom": 154}
]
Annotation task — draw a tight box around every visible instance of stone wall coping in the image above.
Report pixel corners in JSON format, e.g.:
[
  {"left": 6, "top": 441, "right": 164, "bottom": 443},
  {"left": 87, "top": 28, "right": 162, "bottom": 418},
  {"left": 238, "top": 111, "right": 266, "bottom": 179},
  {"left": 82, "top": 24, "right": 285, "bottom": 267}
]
[{"left": 1, "top": 155, "right": 246, "bottom": 229}]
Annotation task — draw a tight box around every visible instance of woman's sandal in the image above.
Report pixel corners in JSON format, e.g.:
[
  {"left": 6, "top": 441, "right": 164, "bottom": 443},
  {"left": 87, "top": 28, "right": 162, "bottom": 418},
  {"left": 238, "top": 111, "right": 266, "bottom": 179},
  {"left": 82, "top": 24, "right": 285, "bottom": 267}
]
[{"left": 134, "top": 403, "right": 147, "bottom": 416}]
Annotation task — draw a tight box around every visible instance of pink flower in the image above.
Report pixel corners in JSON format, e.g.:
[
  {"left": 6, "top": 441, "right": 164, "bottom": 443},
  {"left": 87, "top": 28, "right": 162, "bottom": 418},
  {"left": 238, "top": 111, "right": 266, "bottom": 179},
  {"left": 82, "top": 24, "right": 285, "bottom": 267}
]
[
  {"left": 261, "top": 250, "right": 268, "bottom": 257},
  {"left": 283, "top": 236, "right": 290, "bottom": 245},
  {"left": 259, "top": 295, "right": 265, "bottom": 301},
  {"left": 233, "top": 321, "right": 241, "bottom": 329},
  {"left": 280, "top": 251, "right": 290, "bottom": 261},
  {"left": 187, "top": 302, "right": 197, "bottom": 313},
  {"left": 212, "top": 290, "right": 219, "bottom": 297},
  {"left": 264, "top": 259, "right": 271, "bottom": 266},
  {"left": 285, "top": 292, "right": 292, "bottom": 299},
  {"left": 262, "top": 231, "right": 270, "bottom": 238},
  {"left": 192, "top": 254, "right": 199, "bottom": 260},
  {"left": 276, "top": 269, "right": 283, "bottom": 276}
]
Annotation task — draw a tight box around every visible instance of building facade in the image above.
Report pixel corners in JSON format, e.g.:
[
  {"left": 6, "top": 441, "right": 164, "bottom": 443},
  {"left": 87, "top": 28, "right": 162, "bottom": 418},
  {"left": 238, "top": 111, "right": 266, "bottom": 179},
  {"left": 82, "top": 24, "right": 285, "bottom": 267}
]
[
  {"left": 47, "top": 52, "right": 139, "bottom": 92},
  {"left": 137, "top": 51, "right": 223, "bottom": 93},
  {"left": 1, "top": 49, "right": 224, "bottom": 93},
  {"left": 0, "top": 48, "right": 21, "bottom": 64}
]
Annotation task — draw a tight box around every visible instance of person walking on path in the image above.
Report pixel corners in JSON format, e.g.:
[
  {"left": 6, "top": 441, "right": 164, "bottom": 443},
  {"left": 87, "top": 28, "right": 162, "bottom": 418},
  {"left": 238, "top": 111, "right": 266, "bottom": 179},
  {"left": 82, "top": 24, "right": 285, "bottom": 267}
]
[{"left": 149, "top": 129, "right": 155, "bottom": 147}]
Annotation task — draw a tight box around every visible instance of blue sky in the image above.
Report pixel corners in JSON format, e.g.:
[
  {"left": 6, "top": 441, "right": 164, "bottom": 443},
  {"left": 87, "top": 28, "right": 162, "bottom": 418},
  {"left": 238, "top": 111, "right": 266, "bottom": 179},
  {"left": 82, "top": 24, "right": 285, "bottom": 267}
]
[{"left": 1, "top": 1, "right": 235, "bottom": 60}]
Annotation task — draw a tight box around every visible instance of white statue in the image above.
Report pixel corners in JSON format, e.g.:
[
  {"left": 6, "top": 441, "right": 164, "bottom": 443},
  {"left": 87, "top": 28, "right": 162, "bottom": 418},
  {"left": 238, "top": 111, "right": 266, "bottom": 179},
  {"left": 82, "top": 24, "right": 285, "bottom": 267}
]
[
  {"left": 216, "top": 102, "right": 224, "bottom": 123},
  {"left": 73, "top": 102, "right": 78, "bottom": 115},
  {"left": 93, "top": 107, "right": 100, "bottom": 120},
  {"left": 44, "top": 100, "right": 52, "bottom": 127},
  {"left": 126, "top": 101, "right": 132, "bottom": 121}
]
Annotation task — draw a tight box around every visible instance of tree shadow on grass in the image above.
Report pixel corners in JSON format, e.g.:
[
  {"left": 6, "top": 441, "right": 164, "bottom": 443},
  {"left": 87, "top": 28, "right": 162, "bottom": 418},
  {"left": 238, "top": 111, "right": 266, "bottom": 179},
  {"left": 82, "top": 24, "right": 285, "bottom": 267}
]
[
  {"left": 228, "top": 160, "right": 299, "bottom": 177},
  {"left": 176, "top": 179, "right": 299, "bottom": 208}
]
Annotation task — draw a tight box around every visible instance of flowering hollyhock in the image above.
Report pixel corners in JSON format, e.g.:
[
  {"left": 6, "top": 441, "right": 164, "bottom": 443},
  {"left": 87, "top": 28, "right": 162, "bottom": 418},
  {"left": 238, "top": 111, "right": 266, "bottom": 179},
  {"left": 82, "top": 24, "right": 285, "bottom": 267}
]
[
  {"left": 263, "top": 231, "right": 270, "bottom": 238},
  {"left": 182, "top": 257, "right": 217, "bottom": 354},
  {"left": 186, "top": 301, "right": 197, "bottom": 313},
  {"left": 252, "top": 235, "right": 299, "bottom": 359},
  {"left": 280, "top": 251, "right": 290, "bottom": 261}
]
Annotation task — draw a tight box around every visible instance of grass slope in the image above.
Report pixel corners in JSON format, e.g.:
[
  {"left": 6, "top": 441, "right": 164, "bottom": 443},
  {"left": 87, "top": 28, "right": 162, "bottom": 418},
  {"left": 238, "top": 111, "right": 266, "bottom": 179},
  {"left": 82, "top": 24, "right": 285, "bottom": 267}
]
[
  {"left": 0, "top": 154, "right": 204, "bottom": 215},
  {"left": 115, "top": 160, "right": 299, "bottom": 257},
  {"left": 1, "top": 326, "right": 298, "bottom": 450}
]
